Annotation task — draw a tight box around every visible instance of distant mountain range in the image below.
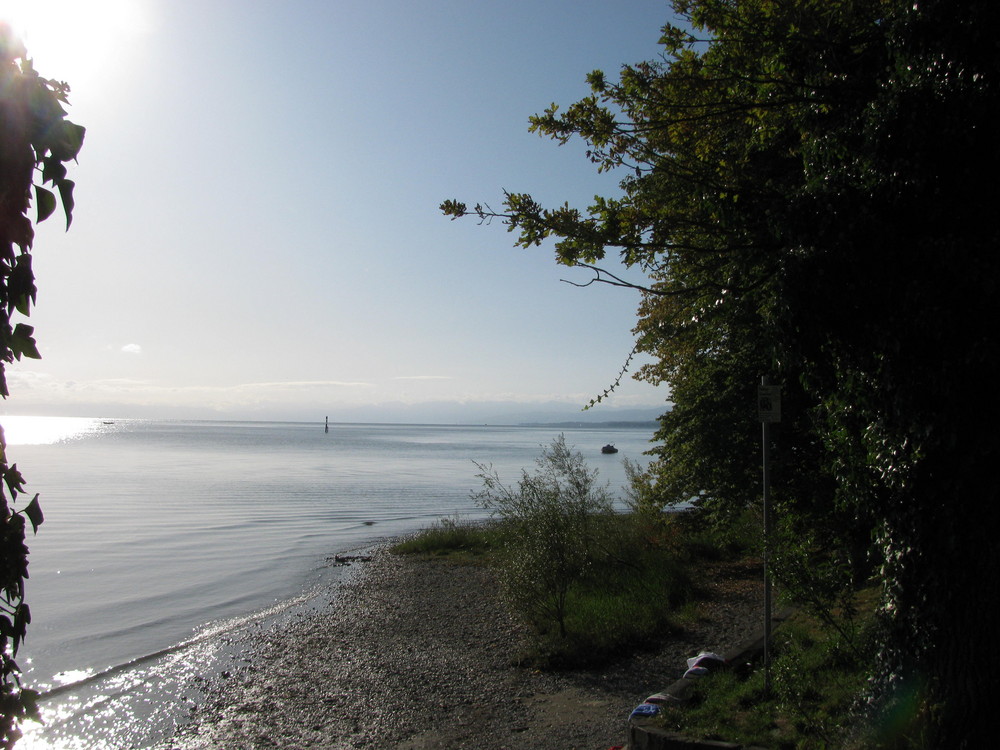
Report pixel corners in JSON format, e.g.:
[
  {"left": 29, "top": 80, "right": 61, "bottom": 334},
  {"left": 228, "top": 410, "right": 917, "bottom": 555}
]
[
  {"left": 516, "top": 420, "right": 659, "bottom": 428},
  {"left": 293, "top": 401, "right": 670, "bottom": 426}
]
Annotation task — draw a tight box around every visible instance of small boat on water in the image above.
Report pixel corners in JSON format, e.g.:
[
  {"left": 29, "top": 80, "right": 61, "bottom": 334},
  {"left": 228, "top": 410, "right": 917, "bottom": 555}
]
[{"left": 601, "top": 444, "right": 618, "bottom": 454}]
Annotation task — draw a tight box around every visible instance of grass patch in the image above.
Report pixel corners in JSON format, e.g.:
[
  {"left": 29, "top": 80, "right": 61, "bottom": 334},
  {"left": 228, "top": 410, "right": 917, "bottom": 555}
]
[
  {"left": 533, "top": 542, "right": 694, "bottom": 666},
  {"left": 494, "top": 511, "right": 701, "bottom": 668},
  {"left": 391, "top": 516, "right": 497, "bottom": 559}
]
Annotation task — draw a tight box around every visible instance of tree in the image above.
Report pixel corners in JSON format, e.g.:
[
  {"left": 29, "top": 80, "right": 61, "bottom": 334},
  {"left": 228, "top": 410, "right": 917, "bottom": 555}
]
[
  {"left": 443, "top": 1, "right": 999, "bottom": 744},
  {"left": 0, "top": 23, "right": 84, "bottom": 746}
]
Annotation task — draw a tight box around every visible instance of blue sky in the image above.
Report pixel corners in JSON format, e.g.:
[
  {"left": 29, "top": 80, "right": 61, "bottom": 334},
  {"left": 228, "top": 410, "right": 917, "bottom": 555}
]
[{"left": 2, "top": 0, "right": 677, "bottom": 423}]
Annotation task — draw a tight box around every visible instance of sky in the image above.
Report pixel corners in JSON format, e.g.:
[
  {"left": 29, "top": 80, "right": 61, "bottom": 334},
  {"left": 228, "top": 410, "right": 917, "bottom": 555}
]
[{"left": 1, "top": 0, "right": 679, "bottom": 424}]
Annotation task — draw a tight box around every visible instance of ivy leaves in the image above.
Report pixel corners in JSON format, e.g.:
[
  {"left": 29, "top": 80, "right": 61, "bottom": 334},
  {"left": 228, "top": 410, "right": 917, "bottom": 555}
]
[
  {"left": 1, "top": 24, "right": 83, "bottom": 744},
  {"left": 35, "top": 116, "right": 85, "bottom": 230}
]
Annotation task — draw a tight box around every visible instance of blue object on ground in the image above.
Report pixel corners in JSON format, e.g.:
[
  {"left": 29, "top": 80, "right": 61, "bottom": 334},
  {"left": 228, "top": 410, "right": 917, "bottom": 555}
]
[{"left": 630, "top": 703, "right": 661, "bottom": 719}]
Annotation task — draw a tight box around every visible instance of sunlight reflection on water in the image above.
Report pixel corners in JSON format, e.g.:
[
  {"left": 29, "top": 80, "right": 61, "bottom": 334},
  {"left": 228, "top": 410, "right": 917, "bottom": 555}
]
[
  {"left": 18, "top": 641, "right": 218, "bottom": 750},
  {"left": 0, "top": 416, "right": 109, "bottom": 446},
  {"left": 17, "top": 575, "right": 342, "bottom": 749}
]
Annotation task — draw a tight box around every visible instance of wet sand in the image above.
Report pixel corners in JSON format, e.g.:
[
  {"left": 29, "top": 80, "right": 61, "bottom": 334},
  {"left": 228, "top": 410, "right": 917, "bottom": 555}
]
[{"left": 164, "top": 546, "right": 763, "bottom": 750}]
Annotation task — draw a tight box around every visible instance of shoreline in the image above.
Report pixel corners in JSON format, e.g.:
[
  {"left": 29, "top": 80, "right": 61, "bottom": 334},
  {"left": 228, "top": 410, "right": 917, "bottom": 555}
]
[{"left": 163, "top": 544, "right": 765, "bottom": 750}]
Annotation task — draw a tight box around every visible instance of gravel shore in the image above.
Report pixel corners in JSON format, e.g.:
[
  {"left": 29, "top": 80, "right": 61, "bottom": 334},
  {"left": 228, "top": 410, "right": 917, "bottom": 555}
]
[{"left": 166, "top": 546, "right": 763, "bottom": 750}]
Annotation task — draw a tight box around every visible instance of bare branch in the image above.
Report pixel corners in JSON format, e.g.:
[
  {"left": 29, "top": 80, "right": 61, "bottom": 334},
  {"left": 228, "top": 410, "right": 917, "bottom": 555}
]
[{"left": 561, "top": 262, "right": 767, "bottom": 298}]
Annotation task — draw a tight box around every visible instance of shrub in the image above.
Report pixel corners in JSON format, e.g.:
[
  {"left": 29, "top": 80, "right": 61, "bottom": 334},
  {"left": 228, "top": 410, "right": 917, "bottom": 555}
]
[{"left": 473, "top": 434, "right": 613, "bottom": 638}]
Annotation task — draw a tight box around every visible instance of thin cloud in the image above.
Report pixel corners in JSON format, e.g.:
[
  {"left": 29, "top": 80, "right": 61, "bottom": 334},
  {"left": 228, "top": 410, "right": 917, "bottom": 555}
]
[
  {"left": 233, "top": 380, "right": 375, "bottom": 390},
  {"left": 121, "top": 344, "right": 142, "bottom": 355},
  {"left": 392, "top": 375, "right": 453, "bottom": 381}
]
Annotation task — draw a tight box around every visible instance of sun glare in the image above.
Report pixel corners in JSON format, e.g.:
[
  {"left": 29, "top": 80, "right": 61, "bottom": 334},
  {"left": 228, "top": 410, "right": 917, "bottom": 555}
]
[
  {"left": 0, "top": 0, "right": 148, "bottom": 90},
  {"left": 0, "top": 415, "right": 105, "bottom": 445}
]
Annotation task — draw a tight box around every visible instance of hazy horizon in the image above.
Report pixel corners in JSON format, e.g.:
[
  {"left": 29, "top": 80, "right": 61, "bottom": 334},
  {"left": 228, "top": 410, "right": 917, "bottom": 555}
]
[{"left": 2, "top": 400, "right": 668, "bottom": 427}]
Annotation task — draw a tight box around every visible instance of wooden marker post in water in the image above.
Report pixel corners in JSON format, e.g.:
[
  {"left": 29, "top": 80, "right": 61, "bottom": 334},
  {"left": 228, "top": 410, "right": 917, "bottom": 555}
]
[{"left": 757, "top": 377, "right": 781, "bottom": 694}]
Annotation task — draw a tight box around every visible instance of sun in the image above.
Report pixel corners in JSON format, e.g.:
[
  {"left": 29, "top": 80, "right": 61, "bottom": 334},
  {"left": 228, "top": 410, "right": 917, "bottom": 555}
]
[{"left": 0, "top": 0, "right": 148, "bottom": 90}]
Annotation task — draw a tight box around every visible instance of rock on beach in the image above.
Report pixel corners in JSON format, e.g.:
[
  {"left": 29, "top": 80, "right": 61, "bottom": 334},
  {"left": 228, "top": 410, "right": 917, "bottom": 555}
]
[{"left": 167, "top": 546, "right": 763, "bottom": 750}]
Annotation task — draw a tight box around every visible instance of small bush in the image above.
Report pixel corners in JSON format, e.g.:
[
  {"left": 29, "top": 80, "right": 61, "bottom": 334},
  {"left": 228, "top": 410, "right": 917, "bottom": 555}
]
[
  {"left": 474, "top": 435, "right": 614, "bottom": 639},
  {"left": 469, "top": 437, "right": 703, "bottom": 666}
]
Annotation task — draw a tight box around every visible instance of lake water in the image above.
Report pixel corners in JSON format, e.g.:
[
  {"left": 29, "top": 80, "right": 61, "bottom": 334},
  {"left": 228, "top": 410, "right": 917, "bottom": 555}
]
[{"left": 1, "top": 416, "right": 656, "bottom": 748}]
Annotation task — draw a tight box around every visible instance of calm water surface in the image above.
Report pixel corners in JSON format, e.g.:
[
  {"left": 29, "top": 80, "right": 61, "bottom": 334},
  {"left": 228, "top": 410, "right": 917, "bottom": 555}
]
[{"left": 2, "top": 416, "right": 655, "bottom": 748}]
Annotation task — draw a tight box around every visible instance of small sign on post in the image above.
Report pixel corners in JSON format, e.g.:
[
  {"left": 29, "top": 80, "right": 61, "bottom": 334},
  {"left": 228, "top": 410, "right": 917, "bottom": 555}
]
[{"left": 757, "top": 384, "right": 781, "bottom": 423}]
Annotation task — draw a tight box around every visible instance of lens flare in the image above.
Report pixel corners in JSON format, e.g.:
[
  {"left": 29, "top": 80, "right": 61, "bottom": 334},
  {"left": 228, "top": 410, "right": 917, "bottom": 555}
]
[{"left": 0, "top": 0, "right": 149, "bottom": 90}]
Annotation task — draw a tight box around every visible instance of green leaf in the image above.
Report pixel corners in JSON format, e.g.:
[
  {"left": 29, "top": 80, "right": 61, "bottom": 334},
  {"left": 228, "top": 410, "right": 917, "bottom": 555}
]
[
  {"left": 9, "top": 254, "right": 37, "bottom": 317},
  {"left": 42, "top": 156, "right": 67, "bottom": 185},
  {"left": 24, "top": 495, "right": 43, "bottom": 533},
  {"left": 13, "top": 294, "right": 31, "bottom": 317},
  {"left": 58, "top": 179, "right": 76, "bottom": 229},
  {"left": 48, "top": 120, "right": 86, "bottom": 162},
  {"left": 11, "top": 324, "right": 42, "bottom": 360},
  {"left": 20, "top": 688, "right": 43, "bottom": 722},
  {"left": 35, "top": 186, "right": 56, "bottom": 223},
  {"left": 439, "top": 199, "right": 467, "bottom": 218},
  {"left": 61, "top": 121, "right": 86, "bottom": 161},
  {"left": 4, "top": 463, "right": 26, "bottom": 499},
  {"left": 12, "top": 604, "right": 31, "bottom": 652}
]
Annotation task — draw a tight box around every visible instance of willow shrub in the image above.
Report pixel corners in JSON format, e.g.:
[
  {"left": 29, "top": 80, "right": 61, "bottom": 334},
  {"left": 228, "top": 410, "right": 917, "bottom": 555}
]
[{"left": 471, "top": 436, "right": 695, "bottom": 666}]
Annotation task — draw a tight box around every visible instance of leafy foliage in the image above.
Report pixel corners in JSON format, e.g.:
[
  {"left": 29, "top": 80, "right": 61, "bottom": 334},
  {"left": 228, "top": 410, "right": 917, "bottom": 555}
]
[
  {"left": 444, "top": 0, "right": 999, "bottom": 744},
  {"left": 1, "top": 23, "right": 84, "bottom": 745}
]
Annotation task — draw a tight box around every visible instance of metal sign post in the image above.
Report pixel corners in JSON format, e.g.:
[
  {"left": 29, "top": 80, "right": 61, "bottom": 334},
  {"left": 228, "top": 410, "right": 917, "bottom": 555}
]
[{"left": 758, "top": 378, "right": 780, "bottom": 695}]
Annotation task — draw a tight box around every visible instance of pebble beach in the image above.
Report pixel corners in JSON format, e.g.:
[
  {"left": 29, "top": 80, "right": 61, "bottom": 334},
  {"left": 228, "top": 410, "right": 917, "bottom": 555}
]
[{"left": 166, "top": 546, "right": 764, "bottom": 750}]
